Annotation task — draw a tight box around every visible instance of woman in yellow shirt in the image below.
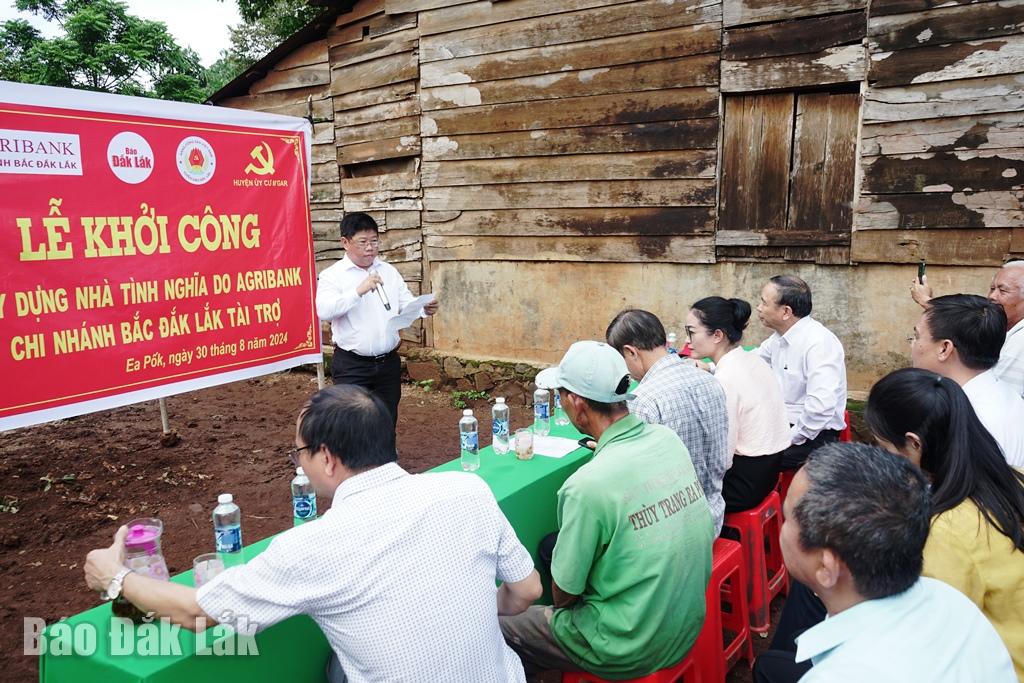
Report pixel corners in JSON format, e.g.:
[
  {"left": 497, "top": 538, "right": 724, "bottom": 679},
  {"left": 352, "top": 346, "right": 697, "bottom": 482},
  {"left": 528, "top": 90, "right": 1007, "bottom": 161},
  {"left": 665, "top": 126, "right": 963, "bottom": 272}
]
[{"left": 866, "top": 368, "right": 1024, "bottom": 679}]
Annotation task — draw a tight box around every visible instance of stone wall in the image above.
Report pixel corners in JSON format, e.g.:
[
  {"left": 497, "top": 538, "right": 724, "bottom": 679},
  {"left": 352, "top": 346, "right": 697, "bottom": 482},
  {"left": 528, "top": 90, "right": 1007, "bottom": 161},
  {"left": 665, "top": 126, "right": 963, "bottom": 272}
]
[{"left": 401, "top": 345, "right": 540, "bottom": 407}]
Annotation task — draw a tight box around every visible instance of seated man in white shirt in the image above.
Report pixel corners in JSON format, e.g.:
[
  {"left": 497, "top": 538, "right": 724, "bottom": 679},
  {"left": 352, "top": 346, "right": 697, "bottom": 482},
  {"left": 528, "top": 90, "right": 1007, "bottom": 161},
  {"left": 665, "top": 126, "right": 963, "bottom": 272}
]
[
  {"left": 756, "top": 275, "right": 847, "bottom": 470},
  {"left": 316, "top": 212, "right": 439, "bottom": 424},
  {"left": 910, "top": 294, "right": 1024, "bottom": 468},
  {"left": 84, "top": 384, "right": 541, "bottom": 683},
  {"left": 911, "top": 259, "right": 1024, "bottom": 397},
  {"left": 759, "top": 442, "right": 1015, "bottom": 683}
]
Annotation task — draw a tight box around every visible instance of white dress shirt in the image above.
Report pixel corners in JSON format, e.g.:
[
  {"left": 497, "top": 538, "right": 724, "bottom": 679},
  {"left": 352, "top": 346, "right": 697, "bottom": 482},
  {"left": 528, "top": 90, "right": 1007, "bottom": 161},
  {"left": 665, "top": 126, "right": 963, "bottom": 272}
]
[
  {"left": 994, "top": 318, "right": 1024, "bottom": 398},
  {"left": 796, "top": 578, "right": 1015, "bottom": 682},
  {"left": 757, "top": 316, "right": 847, "bottom": 445},
  {"left": 962, "top": 369, "right": 1024, "bottom": 468},
  {"left": 315, "top": 255, "right": 418, "bottom": 356},
  {"left": 713, "top": 347, "right": 792, "bottom": 459},
  {"left": 198, "top": 464, "right": 534, "bottom": 683}
]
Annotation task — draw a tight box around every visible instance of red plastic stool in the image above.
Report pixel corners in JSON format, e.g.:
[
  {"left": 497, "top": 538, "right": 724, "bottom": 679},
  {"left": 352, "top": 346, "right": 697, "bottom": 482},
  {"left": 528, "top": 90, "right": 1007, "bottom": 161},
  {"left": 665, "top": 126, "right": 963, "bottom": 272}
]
[
  {"left": 839, "top": 410, "right": 852, "bottom": 442},
  {"left": 776, "top": 469, "right": 796, "bottom": 520},
  {"left": 691, "top": 537, "right": 754, "bottom": 682},
  {"left": 722, "top": 490, "right": 788, "bottom": 634},
  {"left": 561, "top": 653, "right": 699, "bottom": 683}
]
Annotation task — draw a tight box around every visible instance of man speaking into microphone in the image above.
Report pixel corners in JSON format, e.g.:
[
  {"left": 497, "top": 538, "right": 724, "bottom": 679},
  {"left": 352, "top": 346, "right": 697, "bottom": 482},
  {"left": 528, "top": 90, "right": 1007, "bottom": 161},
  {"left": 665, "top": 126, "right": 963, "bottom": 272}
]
[{"left": 316, "top": 212, "right": 439, "bottom": 425}]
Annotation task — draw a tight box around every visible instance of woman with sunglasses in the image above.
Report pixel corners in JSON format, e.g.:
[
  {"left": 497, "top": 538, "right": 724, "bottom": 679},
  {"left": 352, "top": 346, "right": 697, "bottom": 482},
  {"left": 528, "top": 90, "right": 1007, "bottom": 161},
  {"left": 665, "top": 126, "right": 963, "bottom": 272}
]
[{"left": 866, "top": 367, "right": 1024, "bottom": 679}]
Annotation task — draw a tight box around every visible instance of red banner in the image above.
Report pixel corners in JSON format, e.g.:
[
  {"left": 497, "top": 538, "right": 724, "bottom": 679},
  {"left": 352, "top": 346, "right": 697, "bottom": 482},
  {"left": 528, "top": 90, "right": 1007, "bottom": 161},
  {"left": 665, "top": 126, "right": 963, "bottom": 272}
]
[{"left": 0, "top": 82, "right": 321, "bottom": 431}]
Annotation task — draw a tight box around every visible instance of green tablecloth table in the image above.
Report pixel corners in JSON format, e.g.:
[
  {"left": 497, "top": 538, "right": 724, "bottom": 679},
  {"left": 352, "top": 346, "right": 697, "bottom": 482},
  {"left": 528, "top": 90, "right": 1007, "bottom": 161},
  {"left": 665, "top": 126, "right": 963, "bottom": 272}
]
[{"left": 40, "top": 422, "right": 591, "bottom": 683}]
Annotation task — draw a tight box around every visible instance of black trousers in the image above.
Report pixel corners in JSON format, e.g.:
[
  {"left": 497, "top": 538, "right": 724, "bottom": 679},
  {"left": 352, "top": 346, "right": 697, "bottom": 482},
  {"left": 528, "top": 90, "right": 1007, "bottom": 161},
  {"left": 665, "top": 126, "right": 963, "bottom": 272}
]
[
  {"left": 779, "top": 429, "right": 840, "bottom": 471},
  {"left": 752, "top": 579, "right": 825, "bottom": 683},
  {"left": 723, "top": 452, "right": 783, "bottom": 513},
  {"left": 332, "top": 346, "right": 402, "bottom": 425}
]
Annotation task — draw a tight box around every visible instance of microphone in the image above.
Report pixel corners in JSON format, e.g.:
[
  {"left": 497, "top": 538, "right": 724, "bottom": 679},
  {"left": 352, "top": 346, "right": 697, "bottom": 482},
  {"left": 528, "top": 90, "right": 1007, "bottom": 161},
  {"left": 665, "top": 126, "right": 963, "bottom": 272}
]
[{"left": 372, "top": 268, "right": 391, "bottom": 311}]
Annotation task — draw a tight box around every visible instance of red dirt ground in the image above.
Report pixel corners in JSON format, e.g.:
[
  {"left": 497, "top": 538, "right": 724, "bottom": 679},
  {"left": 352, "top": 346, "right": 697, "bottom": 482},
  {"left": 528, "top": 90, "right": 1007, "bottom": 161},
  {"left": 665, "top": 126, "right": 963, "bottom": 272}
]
[{"left": 0, "top": 370, "right": 771, "bottom": 682}]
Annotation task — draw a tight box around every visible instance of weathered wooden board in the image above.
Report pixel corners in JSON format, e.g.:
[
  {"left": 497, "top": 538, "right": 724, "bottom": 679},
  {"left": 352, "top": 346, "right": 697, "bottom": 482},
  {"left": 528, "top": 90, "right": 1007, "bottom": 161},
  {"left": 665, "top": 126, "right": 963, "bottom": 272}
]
[
  {"left": 335, "top": 115, "right": 420, "bottom": 147},
  {"left": 333, "top": 82, "right": 418, "bottom": 111},
  {"left": 719, "top": 93, "right": 795, "bottom": 231},
  {"left": 333, "top": 98, "right": 421, "bottom": 129},
  {"left": 366, "top": 12, "right": 417, "bottom": 39},
  {"left": 419, "top": 0, "right": 722, "bottom": 62},
  {"left": 723, "top": 0, "right": 865, "bottom": 28},
  {"left": 860, "top": 151, "right": 1024, "bottom": 193},
  {"left": 386, "top": 0, "right": 474, "bottom": 11},
  {"left": 872, "top": 0, "right": 993, "bottom": 18},
  {"left": 425, "top": 234, "right": 717, "bottom": 263},
  {"left": 421, "top": 24, "right": 720, "bottom": 87},
  {"left": 424, "top": 179, "right": 716, "bottom": 210},
  {"left": 338, "top": 136, "right": 422, "bottom": 165},
  {"left": 422, "top": 207, "right": 716, "bottom": 235},
  {"left": 421, "top": 119, "right": 719, "bottom": 161},
  {"left": 852, "top": 228, "right": 1014, "bottom": 264},
  {"left": 869, "top": 35, "right": 1024, "bottom": 88},
  {"left": 868, "top": 0, "right": 1024, "bottom": 52},
  {"left": 861, "top": 112, "right": 1024, "bottom": 155},
  {"left": 312, "top": 161, "right": 341, "bottom": 184},
  {"left": 420, "top": 54, "right": 719, "bottom": 111},
  {"left": 249, "top": 63, "right": 330, "bottom": 95},
  {"left": 421, "top": 150, "right": 717, "bottom": 186},
  {"left": 863, "top": 74, "right": 1024, "bottom": 122},
  {"left": 422, "top": 87, "right": 719, "bottom": 136},
  {"left": 723, "top": 11, "right": 865, "bottom": 61},
  {"left": 716, "top": 230, "right": 850, "bottom": 245},
  {"left": 342, "top": 172, "right": 422, "bottom": 195},
  {"left": 418, "top": 0, "right": 636, "bottom": 36},
  {"left": 854, "top": 191, "right": 1023, "bottom": 229},
  {"left": 335, "top": 0, "right": 385, "bottom": 27},
  {"left": 717, "top": 245, "right": 851, "bottom": 264},
  {"left": 275, "top": 39, "right": 329, "bottom": 71},
  {"left": 312, "top": 122, "right": 333, "bottom": 145},
  {"left": 385, "top": 210, "right": 422, "bottom": 231},
  {"left": 344, "top": 193, "right": 424, "bottom": 211},
  {"left": 311, "top": 181, "right": 342, "bottom": 203},
  {"left": 328, "top": 34, "right": 418, "bottom": 70},
  {"left": 219, "top": 94, "right": 333, "bottom": 120},
  {"left": 722, "top": 44, "right": 865, "bottom": 91},
  {"left": 788, "top": 92, "right": 859, "bottom": 233},
  {"left": 330, "top": 51, "right": 418, "bottom": 96}
]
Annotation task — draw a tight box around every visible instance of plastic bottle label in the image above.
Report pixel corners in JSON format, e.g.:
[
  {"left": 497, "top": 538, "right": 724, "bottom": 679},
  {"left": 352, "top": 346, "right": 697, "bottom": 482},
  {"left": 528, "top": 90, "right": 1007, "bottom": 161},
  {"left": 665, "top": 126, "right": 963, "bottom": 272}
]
[
  {"left": 215, "top": 526, "right": 242, "bottom": 553},
  {"left": 492, "top": 419, "right": 509, "bottom": 437},
  {"left": 461, "top": 431, "right": 478, "bottom": 452},
  {"left": 534, "top": 404, "right": 549, "bottom": 420},
  {"left": 293, "top": 495, "right": 316, "bottom": 519}
]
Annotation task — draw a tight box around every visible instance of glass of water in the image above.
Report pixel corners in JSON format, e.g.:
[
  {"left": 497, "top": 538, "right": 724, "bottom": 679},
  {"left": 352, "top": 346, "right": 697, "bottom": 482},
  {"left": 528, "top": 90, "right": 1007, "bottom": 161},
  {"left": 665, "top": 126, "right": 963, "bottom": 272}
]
[{"left": 515, "top": 428, "right": 534, "bottom": 461}]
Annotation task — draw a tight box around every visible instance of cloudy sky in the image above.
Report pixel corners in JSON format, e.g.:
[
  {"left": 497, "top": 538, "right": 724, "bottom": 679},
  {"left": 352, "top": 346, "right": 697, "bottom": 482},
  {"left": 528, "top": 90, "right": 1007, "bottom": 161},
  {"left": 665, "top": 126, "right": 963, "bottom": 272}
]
[{"left": 0, "top": 1, "right": 242, "bottom": 67}]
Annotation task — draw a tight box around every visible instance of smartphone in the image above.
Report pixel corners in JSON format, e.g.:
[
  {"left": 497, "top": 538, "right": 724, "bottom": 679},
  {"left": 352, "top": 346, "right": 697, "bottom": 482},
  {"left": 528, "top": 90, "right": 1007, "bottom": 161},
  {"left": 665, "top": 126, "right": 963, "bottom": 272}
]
[{"left": 917, "top": 260, "right": 926, "bottom": 284}]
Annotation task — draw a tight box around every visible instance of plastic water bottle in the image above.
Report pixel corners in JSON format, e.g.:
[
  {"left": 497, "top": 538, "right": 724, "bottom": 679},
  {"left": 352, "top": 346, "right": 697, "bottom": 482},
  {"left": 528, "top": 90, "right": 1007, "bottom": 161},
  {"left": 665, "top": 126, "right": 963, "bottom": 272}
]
[
  {"left": 492, "top": 398, "right": 510, "bottom": 454},
  {"left": 291, "top": 467, "right": 317, "bottom": 526},
  {"left": 666, "top": 332, "right": 679, "bottom": 355},
  {"left": 554, "top": 390, "right": 570, "bottom": 427},
  {"left": 533, "top": 388, "right": 551, "bottom": 436},
  {"left": 213, "top": 493, "right": 243, "bottom": 563},
  {"left": 460, "top": 408, "right": 480, "bottom": 471}
]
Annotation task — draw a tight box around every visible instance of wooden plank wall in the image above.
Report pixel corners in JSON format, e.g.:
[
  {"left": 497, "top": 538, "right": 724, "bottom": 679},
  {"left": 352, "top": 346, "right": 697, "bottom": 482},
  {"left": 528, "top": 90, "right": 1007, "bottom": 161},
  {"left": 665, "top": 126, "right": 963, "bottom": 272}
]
[
  {"left": 416, "top": 0, "right": 723, "bottom": 264},
  {"left": 719, "top": 0, "right": 866, "bottom": 263},
  {"left": 852, "top": 0, "right": 1024, "bottom": 265}
]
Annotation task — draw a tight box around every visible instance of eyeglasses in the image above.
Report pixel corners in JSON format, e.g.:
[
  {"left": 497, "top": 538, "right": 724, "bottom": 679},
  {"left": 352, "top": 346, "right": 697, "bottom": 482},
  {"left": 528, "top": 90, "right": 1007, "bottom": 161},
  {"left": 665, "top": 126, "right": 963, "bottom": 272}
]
[
  {"left": 684, "top": 326, "right": 698, "bottom": 339},
  {"left": 351, "top": 239, "right": 379, "bottom": 249},
  {"left": 287, "top": 444, "right": 313, "bottom": 467}
]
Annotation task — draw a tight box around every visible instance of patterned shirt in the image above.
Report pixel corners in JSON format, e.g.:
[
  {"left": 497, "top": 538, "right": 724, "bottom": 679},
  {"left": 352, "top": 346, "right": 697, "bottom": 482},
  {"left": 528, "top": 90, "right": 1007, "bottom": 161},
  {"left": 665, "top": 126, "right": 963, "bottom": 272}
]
[
  {"left": 197, "top": 463, "right": 534, "bottom": 683},
  {"left": 994, "top": 318, "right": 1024, "bottom": 398},
  {"left": 630, "top": 353, "right": 729, "bottom": 534}
]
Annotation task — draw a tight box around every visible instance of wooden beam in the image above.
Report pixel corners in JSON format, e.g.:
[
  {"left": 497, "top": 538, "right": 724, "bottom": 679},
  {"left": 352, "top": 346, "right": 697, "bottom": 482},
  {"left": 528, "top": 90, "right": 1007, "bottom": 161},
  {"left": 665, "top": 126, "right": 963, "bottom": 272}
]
[
  {"left": 425, "top": 234, "right": 717, "bottom": 263},
  {"left": 249, "top": 64, "right": 330, "bottom": 95},
  {"left": 716, "top": 230, "right": 851, "bottom": 246},
  {"left": 853, "top": 191, "right": 1023, "bottom": 229},
  {"left": 723, "top": 11, "right": 865, "bottom": 61},
  {"left": 852, "top": 228, "right": 1013, "bottom": 265},
  {"left": 423, "top": 179, "right": 716, "bottom": 210},
  {"left": 860, "top": 151, "right": 1024, "bottom": 193},
  {"left": 723, "top": 0, "right": 865, "bottom": 28},
  {"left": 868, "top": 0, "right": 1024, "bottom": 52},
  {"left": 422, "top": 207, "right": 716, "bottom": 236},
  {"left": 861, "top": 112, "right": 1024, "bottom": 155},
  {"left": 722, "top": 44, "right": 865, "bottom": 92},
  {"left": 418, "top": 0, "right": 636, "bottom": 36},
  {"left": 869, "top": 35, "right": 1024, "bottom": 88},
  {"left": 863, "top": 74, "right": 1024, "bottom": 123}
]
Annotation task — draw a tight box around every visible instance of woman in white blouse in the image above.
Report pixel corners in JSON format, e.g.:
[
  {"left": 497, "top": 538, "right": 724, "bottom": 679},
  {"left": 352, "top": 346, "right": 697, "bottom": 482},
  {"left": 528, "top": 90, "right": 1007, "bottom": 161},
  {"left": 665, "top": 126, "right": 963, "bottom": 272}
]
[{"left": 686, "top": 297, "right": 792, "bottom": 512}]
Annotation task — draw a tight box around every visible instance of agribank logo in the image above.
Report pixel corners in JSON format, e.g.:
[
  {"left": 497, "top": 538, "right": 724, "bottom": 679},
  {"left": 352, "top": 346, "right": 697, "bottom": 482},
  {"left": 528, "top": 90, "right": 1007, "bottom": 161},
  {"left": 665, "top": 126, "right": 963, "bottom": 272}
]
[
  {"left": 107, "top": 131, "right": 154, "bottom": 184},
  {"left": 0, "top": 128, "right": 82, "bottom": 176},
  {"left": 175, "top": 136, "right": 216, "bottom": 185}
]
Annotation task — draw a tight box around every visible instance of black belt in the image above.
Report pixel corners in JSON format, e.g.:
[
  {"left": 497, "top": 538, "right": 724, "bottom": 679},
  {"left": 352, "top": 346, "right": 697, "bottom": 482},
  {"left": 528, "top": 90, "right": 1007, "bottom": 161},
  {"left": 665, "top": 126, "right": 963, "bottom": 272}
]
[{"left": 335, "top": 345, "right": 396, "bottom": 363}]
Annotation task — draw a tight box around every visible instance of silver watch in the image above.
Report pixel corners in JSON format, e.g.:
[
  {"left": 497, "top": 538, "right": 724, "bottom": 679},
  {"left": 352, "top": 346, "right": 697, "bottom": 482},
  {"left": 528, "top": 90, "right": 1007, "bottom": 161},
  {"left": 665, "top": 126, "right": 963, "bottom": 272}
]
[{"left": 105, "top": 568, "right": 133, "bottom": 601}]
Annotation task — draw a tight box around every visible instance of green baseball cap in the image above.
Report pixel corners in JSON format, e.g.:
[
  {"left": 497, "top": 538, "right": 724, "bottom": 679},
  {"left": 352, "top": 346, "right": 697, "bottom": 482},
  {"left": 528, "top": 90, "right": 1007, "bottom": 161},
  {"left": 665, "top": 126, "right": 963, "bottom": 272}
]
[{"left": 535, "top": 340, "right": 635, "bottom": 404}]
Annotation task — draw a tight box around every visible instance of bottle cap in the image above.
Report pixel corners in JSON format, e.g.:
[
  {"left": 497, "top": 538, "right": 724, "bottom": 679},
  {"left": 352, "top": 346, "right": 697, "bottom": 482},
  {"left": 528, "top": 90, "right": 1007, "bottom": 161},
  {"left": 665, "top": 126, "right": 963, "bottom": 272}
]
[
  {"left": 296, "top": 467, "right": 304, "bottom": 475},
  {"left": 462, "top": 408, "right": 473, "bottom": 416},
  {"left": 495, "top": 397, "right": 505, "bottom": 403},
  {"left": 217, "top": 493, "right": 233, "bottom": 504}
]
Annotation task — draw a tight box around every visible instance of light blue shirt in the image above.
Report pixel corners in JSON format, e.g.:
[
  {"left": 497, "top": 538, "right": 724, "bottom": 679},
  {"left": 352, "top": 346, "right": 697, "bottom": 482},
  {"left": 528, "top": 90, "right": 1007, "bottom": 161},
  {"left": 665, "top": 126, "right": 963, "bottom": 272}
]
[{"left": 796, "top": 578, "right": 1015, "bottom": 682}]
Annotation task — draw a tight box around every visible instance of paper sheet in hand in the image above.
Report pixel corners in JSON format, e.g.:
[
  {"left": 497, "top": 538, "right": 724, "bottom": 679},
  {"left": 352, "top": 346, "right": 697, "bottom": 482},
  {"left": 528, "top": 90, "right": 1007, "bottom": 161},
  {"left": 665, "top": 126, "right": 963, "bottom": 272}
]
[
  {"left": 386, "top": 293, "right": 435, "bottom": 336},
  {"left": 534, "top": 435, "right": 583, "bottom": 459}
]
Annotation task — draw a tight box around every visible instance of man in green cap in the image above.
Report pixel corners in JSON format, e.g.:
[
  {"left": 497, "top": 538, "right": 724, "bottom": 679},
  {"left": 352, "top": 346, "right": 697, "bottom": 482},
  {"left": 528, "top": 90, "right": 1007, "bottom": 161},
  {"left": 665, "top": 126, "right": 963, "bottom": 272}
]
[{"left": 499, "top": 340, "right": 714, "bottom": 681}]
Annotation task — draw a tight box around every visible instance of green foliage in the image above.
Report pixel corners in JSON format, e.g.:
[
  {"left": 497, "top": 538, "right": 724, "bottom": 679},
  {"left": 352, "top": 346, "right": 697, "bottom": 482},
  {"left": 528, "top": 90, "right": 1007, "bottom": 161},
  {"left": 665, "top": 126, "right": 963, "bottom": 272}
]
[
  {"left": 39, "top": 473, "right": 76, "bottom": 492},
  {"left": 412, "top": 379, "right": 435, "bottom": 392},
  {"left": 206, "top": 0, "right": 318, "bottom": 96},
  {"left": 0, "top": 495, "right": 19, "bottom": 514},
  {"left": 1, "top": 0, "right": 207, "bottom": 102},
  {"left": 451, "top": 390, "right": 488, "bottom": 409}
]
